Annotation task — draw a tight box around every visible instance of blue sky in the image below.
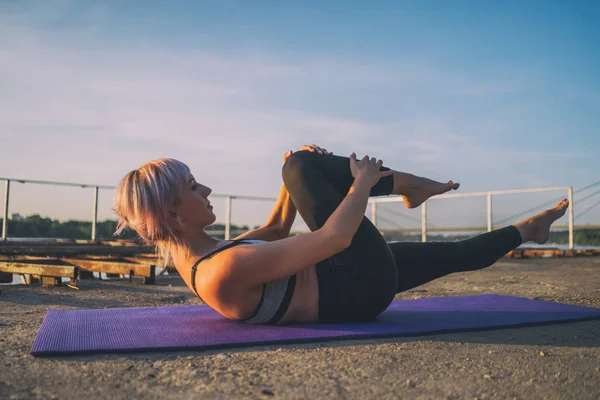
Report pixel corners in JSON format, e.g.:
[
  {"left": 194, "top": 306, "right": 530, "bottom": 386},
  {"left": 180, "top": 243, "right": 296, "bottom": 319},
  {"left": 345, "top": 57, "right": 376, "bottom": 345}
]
[{"left": 0, "top": 0, "right": 598, "bottom": 232}]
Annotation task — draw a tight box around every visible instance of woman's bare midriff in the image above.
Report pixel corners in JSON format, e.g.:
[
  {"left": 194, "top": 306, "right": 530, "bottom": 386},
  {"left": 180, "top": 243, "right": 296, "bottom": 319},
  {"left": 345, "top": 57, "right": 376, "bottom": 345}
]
[
  {"left": 276, "top": 264, "right": 319, "bottom": 324},
  {"left": 232, "top": 262, "right": 320, "bottom": 324}
]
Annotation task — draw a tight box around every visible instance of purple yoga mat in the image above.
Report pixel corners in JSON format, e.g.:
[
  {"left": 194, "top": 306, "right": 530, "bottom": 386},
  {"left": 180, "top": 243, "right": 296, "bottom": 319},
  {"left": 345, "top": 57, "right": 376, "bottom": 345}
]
[{"left": 30, "top": 294, "right": 600, "bottom": 356}]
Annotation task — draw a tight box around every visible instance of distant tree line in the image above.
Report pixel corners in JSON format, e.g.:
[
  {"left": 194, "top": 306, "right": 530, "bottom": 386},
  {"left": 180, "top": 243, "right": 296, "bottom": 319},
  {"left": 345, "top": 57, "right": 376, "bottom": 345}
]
[
  {"left": 1, "top": 214, "right": 137, "bottom": 240},
  {"left": 0, "top": 214, "right": 258, "bottom": 241},
  {"left": 1, "top": 214, "right": 599, "bottom": 245},
  {"left": 549, "top": 229, "right": 600, "bottom": 246}
]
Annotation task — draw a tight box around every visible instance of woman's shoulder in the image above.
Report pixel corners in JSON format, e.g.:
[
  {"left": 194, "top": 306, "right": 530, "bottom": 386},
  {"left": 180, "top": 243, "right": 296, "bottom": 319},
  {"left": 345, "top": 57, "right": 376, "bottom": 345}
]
[
  {"left": 193, "top": 240, "right": 265, "bottom": 318},
  {"left": 193, "top": 239, "right": 265, "bottom": 283}
]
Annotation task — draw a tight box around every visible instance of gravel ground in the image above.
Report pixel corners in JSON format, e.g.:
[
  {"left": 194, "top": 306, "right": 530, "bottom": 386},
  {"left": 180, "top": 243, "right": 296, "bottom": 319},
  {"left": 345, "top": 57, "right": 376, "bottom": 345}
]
[{"left": 1, "top": 257, "right": 599, "bottom": 400}]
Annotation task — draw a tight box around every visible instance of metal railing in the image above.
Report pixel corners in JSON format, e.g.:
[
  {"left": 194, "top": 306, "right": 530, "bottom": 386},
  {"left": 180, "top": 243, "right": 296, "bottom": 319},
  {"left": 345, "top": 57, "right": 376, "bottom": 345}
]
[
  {"left": 2, "top": 176, "right": 599, "bottom": 250},
  {"left": 0, "top": 177, "right": 277, "bottom": 241},
  {"left": 370, "top": 186, "right": 576, "bottom": 249}
]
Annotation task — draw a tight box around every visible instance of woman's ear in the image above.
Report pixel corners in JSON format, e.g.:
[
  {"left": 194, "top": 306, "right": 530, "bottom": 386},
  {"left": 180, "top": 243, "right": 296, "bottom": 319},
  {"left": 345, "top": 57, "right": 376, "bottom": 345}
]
[
  {"left": 166, "top": 211, "right": 183, "bottom": 229},
  {"left": 173, "top": 212, "right": 185, "bottom": 225}
]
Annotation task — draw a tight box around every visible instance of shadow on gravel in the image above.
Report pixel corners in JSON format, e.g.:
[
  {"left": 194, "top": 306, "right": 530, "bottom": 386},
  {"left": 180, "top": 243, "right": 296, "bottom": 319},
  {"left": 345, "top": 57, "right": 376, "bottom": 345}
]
[
  {"left": 0, "top": 291, "right": 129, "bottom": 308},
  {"left": 0, "top": 277, "right": 196, "bottom": 308}
]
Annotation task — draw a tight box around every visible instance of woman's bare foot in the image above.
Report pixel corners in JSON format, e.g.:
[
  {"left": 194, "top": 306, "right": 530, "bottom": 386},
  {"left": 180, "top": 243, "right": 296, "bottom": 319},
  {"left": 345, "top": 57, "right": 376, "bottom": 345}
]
[
  {"left": 514, "top": 200, "right": 569, "bottom": 244},
  {"left": 402, "top": 180, "right": 461, "bottom": 209}
]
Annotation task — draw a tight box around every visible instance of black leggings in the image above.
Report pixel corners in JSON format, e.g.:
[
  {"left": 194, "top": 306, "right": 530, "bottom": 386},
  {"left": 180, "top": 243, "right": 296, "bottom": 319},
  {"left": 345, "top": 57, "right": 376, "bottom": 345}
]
[{"left": 281, "top": 151, "right": 523, "bottom": 322}]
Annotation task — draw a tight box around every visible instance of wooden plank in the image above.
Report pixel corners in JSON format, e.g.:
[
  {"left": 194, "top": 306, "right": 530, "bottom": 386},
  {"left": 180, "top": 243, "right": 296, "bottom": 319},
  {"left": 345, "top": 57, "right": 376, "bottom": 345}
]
[
  {"left": 0, "top": 262, "right": 78, "bottom": 278},
  {"left": 2, "top": 256, "right": 68, "bottom": 263},
  {"left": 41, "top": 276, "right": 61, "bottom": 286},
  {"left": 522, "top": 249, "right": 565, "bottom": 258},
  {"left": 72, "top": 240, "right": 141, "bottom": 247},
  {"left": 0, "top": 241, "right": 152, "bottom": 255},
  {"left": 505, "top": 249, "right": 522, "bottom": 259},
  {"left": 122, "top": 256, "right": 161, "bottom": 265},
  {"left": 0, "top": 247, "right": 153, "bottom": 257},
  {"left": 0, "top": 239, "right": 141, "bottom": 246},
  {"left": 504, "top": 247, "right": 600, "bottom": 259},
  {"left": 8, "top": 255, "right": 58, "bottom": 261},
  {"left": 61, "top": 258, "right": 155, "bottom": 278}
]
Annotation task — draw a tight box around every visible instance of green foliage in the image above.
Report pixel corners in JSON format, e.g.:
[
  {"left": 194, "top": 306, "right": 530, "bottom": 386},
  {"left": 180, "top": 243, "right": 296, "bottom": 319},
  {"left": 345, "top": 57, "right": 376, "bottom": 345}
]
[
  {"left": 0, "top": 214, "right": 138, "bottom": 240},
  {"left": 0, "top": 215, "right": 252, "bottom": 241},
  {"left": 549, "top": 229, "right": 600, "bottom": 246}
]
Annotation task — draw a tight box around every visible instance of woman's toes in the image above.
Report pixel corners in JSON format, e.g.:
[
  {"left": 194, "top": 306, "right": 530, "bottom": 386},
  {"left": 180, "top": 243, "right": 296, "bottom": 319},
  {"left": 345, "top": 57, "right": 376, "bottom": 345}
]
[{"left": 554, "top": 200, "right": 569, "bottom": 213}]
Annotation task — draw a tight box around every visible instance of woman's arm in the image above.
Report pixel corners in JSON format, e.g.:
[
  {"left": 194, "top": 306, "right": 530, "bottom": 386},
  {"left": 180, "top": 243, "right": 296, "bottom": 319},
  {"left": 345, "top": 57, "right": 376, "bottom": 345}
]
[
  {"left": 264, "top": 183, "right": 297, "bottom": 237},
  {"left": 217, "top": 176, "right": 373, "bottom": 287},
  {"left": 232, "top": 184, "right": 296, "bottom": 242}
]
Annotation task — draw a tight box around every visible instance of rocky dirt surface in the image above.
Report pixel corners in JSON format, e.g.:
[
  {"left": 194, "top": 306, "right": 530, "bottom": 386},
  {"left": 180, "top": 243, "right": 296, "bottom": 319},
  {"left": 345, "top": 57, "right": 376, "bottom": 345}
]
[{"left": 1, "top": 257, "right": 599, "bottom": 400}]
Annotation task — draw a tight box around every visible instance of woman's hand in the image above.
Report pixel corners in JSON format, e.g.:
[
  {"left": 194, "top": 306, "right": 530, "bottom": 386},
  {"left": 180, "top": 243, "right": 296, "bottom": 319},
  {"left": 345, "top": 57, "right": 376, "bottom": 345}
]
[
  {"left": 349, "top": 153, "right": 393, "bottom": 188},
  {"left": 283, "top": 144, "right": 333, "bottom": 163}
]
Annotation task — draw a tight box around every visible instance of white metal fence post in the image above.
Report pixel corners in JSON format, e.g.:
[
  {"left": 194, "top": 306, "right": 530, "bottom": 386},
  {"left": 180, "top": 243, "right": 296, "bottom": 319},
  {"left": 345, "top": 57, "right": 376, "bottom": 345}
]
[
  {"left": 421, "top": 201, "right": 427, "bottom": 242},
  {"left": 2, "top": 180, "right": 9, "bottom": 240},
  {"left": 225, "top": 196, "right": 232, "bottom": 240},
  {"left": 91, "top": 186, "right": 99, "bottom": 241},
  {"left": 487, "top": 192, "right": 493, "bottom": 232},
  {"left": 568, "top": 186, "right": 574, "bottom": 250}
]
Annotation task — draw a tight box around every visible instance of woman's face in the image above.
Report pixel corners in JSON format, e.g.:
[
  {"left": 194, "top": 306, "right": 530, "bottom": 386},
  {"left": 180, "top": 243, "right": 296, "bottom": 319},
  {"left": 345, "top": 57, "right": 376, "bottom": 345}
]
[{"left": 174, "top": 174, "right": 216, "bottom": 228}]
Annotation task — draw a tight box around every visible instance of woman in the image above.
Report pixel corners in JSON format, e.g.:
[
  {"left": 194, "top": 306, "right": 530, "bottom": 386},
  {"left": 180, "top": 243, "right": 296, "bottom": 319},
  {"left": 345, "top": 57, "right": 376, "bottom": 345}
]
[{"left": 114, "top": 144, "right": 569, "bottom": 324}]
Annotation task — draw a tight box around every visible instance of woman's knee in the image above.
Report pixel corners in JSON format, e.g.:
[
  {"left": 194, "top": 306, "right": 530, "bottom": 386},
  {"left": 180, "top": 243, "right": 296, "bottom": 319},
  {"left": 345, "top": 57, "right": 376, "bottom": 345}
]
[
  {"left": 282, "top": 150, "right": 318, "bottom": 182},
  {"left": 372, "top": 289, "right": 396, "bottom": 316},
  {"left": 347, "top": 291, "right": 394, "bottom": 321}
]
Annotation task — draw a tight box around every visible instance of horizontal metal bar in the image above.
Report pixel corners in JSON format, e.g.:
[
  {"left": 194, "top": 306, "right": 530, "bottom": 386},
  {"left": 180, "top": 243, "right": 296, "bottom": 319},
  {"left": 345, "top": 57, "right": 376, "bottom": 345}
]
[
  {"left": 434, "top": 186, "right": 571, "bottom": 199},
  {"left": 368, "top": 196, "right": 404, "bottom": 204},
  {"left": 377, "top": 223, "right": 600, "bottom": 233},
  {"left": 208, "top": 223, "right": 598, "bottom": 237},
  {"left": 0, "top": 177, "right": 277, "bottom": 201},
  {"left": 370, "top": 186, "right": 571, "bottom": 204},
  {"left": 0, "top": 177, "right": 115, "bottom": 189},
  {"left": 554, "top": 224, "right": 600, "bottom": 230}
]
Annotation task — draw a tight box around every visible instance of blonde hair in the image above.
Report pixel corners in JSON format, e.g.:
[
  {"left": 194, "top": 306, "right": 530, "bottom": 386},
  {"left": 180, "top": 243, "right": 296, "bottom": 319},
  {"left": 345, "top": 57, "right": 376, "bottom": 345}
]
[{"left": 113, "top": 158, "right": 191, "bottom": 266}]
